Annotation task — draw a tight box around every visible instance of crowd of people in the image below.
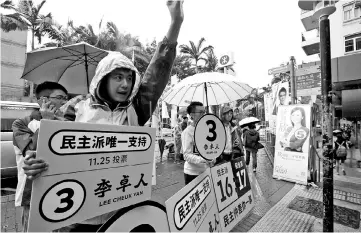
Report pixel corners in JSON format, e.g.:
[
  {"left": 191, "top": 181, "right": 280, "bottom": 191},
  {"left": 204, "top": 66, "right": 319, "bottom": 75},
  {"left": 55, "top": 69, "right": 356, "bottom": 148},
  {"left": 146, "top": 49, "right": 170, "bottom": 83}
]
[{"left": 173, "top": 102, "right": 262, "bottom": 185}]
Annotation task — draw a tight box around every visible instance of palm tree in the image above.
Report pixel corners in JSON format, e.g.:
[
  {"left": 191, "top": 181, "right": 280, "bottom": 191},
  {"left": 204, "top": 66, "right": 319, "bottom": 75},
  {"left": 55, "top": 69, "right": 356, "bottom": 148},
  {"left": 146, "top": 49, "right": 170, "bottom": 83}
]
[
  {"left": 1, "top": 0, "right": 28, "bottom": 32},
  {"left": 105, "top": 21, "right": 151, "bottom": 64},
  {"left": 203, "top": 49, "right": 218, "bottom": 72},
  {"left": 179, "top": 37, "right": 213, "bottom": 73}
]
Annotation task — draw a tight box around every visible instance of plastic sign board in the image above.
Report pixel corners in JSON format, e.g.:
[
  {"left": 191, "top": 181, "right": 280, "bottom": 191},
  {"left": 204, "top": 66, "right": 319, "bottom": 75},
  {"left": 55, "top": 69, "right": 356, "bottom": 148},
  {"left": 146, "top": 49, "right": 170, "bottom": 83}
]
[
  {"left": 165, "top": 168, "right": 221, "bottom": 232},
  {"left": 268, "top": 65, "right": 290, "bottom": 75},
  {"left": 98, "top": 200, "right": 169, "bottom": 232},
  {"left": 296, "top": 65, "right": 321, "bottom": 97},
  {"left": 194, "top": 114, "right": 226, "bottom": 161},
  {"left": 28, "top": 120, "right": 155, "bottom": 232},
  {"left": 273, "top": 105, "right": 311, "bottom": 184},
  {"left": 218, "top": 52, "right": 234, "bottom": 68},
  {"left": 210, "top": 157, "right": 254, "bottom": 232}
]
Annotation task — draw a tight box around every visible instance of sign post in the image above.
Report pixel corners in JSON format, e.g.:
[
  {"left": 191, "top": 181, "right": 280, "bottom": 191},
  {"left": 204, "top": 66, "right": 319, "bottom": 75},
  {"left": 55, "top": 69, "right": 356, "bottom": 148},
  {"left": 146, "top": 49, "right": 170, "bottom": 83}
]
[
  {"left": 268, "top": 65, "right": 290, "bottom": 75},
  {"left": 27, "top": 120, "right": 156, "bottom": 232}
]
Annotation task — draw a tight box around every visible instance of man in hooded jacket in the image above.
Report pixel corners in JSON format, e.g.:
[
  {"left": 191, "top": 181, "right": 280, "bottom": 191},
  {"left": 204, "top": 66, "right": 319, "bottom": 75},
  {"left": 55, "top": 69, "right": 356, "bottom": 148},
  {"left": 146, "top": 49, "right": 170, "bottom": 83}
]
[{"left": 22, "top": 1, "right": 184, "bottom": 231}]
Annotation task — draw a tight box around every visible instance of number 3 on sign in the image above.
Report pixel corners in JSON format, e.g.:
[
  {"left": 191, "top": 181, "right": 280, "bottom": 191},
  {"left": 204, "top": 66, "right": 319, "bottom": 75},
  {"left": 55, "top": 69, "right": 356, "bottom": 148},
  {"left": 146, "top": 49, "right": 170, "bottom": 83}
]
[
  {"left": 39, "top": 180, "right": 86, "bottom": 222},
  {"left": 206, "top": 120, "right": 217, "bottom": 142}
]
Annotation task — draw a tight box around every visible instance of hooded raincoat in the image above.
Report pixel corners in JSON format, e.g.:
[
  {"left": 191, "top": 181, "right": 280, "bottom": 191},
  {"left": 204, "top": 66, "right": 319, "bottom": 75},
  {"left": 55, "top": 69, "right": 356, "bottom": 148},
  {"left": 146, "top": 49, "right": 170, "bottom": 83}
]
[
  {"left": 60, "top": 37, "right": 177, "bottom": 226},
  {"left": 61, "top": 37, "right": 176, "bottom": 127}
]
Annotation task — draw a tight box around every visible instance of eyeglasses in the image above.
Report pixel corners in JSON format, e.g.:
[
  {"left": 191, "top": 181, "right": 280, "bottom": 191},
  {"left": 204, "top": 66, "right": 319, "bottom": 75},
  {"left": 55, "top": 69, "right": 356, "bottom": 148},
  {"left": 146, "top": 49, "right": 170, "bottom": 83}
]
[
  {"left": 41, "top": 95, "right": 68, "bottom": 101},
  {"left": 193, "top": 111, "right": 205, "bottom": 114}
]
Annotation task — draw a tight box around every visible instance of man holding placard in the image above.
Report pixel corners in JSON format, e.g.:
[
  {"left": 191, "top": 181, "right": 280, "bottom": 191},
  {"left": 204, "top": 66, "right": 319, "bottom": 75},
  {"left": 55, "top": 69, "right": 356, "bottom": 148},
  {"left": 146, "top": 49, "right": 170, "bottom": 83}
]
[{"left": 182, "top": 102, "right": 214, "bottom": 185}]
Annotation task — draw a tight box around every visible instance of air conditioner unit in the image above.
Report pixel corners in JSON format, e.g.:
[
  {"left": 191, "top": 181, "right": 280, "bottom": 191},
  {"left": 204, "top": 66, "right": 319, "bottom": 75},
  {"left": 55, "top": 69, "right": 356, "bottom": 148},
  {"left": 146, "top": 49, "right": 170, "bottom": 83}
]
[{"left": 355, "top": 0, "right": 361, "bottom": 8}]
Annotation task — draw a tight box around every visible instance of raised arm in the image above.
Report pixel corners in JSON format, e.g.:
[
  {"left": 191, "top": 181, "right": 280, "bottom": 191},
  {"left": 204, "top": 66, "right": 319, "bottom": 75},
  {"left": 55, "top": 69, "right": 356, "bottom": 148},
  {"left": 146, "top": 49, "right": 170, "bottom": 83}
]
[{"left": 134, "top": 0, "right": 184, "bottom": 126}]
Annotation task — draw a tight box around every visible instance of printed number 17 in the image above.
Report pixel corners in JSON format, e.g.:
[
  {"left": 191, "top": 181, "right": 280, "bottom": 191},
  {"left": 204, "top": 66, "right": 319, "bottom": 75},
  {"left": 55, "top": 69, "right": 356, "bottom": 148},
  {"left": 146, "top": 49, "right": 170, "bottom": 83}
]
[{"left": 235, "top": 169, "right": 247, "bottom": 191}]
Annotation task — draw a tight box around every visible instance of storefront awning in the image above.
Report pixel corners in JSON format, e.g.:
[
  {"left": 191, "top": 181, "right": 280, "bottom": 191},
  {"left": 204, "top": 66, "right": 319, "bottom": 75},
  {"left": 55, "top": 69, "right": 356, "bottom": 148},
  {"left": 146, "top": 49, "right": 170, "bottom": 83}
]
[
  {"left": 332, "top": 53, "right": 361, "bottom": 90},
  {"left": 342, "top": 89, "right": 361, "bottom": 120}
]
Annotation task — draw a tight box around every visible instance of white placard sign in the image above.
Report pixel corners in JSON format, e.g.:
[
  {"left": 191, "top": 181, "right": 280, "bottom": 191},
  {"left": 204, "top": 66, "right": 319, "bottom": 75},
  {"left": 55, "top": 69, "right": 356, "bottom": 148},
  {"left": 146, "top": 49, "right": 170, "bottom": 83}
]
[
  {"left": 273, "top": 105, "right": 311, "bottom": 184},
  {"left": 194, "top": 114, "right": 226, "bottom": 161},
  {"left": 28, "top": 120, "right": 155, "bottom": 232},
  {"left": 210, "top": 157, "right": 254, "bottom": 232},
  {"left": 98, "top": 200, "right": 169, "bottom": 232},
  {"left": 165, "top": 169, "right": 221, "bottom": 232}
]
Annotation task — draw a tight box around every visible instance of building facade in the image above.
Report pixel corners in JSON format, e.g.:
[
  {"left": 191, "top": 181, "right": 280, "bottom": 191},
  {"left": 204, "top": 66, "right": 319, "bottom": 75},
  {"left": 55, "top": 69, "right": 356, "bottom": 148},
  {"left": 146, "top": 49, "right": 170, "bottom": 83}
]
[
  {"left": 1, "top": 30, "right": 32, "bottom": 102},
  {"left": 300, "top": 0, "right": 361, "bottom": 120}
]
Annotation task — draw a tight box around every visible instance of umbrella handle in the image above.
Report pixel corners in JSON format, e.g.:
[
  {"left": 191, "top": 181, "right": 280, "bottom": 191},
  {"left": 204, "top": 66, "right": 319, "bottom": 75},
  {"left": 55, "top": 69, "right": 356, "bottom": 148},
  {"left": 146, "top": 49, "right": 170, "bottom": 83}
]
[{"left": 204, "top": 82, "right": 209, "bottom": 113}]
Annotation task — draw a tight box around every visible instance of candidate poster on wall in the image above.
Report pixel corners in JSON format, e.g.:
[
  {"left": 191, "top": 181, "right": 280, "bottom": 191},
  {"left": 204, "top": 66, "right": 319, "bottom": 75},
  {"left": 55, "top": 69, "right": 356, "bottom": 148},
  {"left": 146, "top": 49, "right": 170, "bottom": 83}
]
[
  {"left": 27, "top": 120, "right": 155, "bottom": 232},
  {"left": 271, "top": 81, "right": 290, "bottom": 116},
  {"left": 165, "top": 168, "right": 221, "bottom": 232},
  {"left": 273, "top": 105, "right": 311, "bottom": 184}
]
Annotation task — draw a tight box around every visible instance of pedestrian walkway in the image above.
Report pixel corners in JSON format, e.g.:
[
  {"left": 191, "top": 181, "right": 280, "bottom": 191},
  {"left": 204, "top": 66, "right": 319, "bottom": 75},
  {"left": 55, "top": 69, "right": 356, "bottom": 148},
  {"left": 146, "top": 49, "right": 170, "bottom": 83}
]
[{"left": 249, "top": 183, "right": 361, "bottom": 232}]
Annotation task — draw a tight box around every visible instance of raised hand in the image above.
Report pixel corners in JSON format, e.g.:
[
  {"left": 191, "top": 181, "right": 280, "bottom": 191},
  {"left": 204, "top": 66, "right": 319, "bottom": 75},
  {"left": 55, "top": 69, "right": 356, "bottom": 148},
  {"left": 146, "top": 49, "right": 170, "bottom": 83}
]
[
  {"left": 40, "top": 99, "right": 56, "bottom": 120},
  {"left": 167, "top": 0, "right": 184, "bottom": 23}
]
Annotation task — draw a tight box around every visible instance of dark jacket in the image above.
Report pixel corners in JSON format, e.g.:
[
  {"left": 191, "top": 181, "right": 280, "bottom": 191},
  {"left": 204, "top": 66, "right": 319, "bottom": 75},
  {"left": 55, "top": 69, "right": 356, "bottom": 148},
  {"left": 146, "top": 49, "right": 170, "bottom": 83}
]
[{"left": 243, "top": 129, "right": 260, "bottom": 152}]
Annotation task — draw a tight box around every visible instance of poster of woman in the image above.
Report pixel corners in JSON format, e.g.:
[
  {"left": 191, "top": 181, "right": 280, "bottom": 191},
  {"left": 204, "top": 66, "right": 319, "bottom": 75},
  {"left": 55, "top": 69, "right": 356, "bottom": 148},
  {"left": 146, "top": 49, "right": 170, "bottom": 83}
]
[{"left": 273, "top": 105, "right": 311, "bottom": 184}]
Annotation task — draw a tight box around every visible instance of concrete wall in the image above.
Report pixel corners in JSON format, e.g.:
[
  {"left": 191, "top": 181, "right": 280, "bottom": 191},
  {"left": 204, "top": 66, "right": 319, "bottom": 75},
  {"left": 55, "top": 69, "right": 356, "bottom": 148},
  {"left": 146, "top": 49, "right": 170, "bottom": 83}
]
[
  {"left": 329, "top": 0, "right": 361, "bottom": 58},
  {"left": 1, "top": 30, "right": 28, "bottom": 101}
]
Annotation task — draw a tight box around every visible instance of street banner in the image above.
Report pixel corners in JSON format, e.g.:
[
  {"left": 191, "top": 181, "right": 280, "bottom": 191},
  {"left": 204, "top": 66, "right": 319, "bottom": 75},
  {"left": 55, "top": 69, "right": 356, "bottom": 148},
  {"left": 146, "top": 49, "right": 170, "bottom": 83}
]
[
  {"left": 210, "top": 157, "right": 254, "bottom": 232},
  {"left": 165, "top": 168, "right": 221, "bottom": 232},
  {"left": 263, "top": 92, "right": 273, "bottom": 122},
  {"left": 28, "top": 120, "right": 155, "bottom": 232},
  {"left": 295, "top": 65, "right": 321, "bottom": 97},
  {"left": 273, "top": 105, "right": 311, "bottom": 184},
  {"left": 194, "top": 114, "right": 226, "bottom": 161}
]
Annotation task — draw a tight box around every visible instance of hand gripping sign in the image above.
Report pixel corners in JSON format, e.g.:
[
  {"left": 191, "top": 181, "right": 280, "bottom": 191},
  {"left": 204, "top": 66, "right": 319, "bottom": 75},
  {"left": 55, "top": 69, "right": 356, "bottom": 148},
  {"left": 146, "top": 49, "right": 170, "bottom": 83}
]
[
  {"left": 194, "top": 114, "right": 226, "bottom": 161},
  {"left": 27, "top": 120, "right": 155, "bottom": 232}
]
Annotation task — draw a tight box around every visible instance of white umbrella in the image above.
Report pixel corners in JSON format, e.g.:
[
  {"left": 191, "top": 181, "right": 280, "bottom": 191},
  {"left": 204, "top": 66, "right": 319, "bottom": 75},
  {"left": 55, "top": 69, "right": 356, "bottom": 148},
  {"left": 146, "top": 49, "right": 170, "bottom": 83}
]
[
  {"left": 162, "top": 72, "right": 253, "bottom": 108},
  {"left": 21, "top": 42, "right": 108, "bottom": 95},
  {"left": 239, "top": 117, "right": 260, "bottom": 127}
]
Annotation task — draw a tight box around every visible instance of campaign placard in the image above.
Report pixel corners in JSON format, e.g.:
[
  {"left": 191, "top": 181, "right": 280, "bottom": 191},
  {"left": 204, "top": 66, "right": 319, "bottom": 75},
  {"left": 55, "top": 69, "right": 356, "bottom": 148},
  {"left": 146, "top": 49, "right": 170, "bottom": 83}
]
[
  {"left": 273, "top": 105, "right": 311, "bottom": 184},
  {"left": 28, "top": 120, "right": 155, "bottom": 232},
  {"left": 210, "top": 157, "right": 254, "bottom": 232},
  {"left": 165, "top": 169, "right": 221, "bottom": 232},
  {"left": 194, "top": 114, "right": 226, "bottom": 161}
]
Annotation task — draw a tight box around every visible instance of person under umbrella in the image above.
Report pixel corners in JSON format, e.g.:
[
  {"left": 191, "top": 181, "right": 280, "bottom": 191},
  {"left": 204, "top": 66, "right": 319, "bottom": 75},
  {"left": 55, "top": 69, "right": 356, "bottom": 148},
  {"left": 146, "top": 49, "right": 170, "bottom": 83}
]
[
  {"left": 333, "top": 129, "right": 349, "bottom": 176},
  {"left": 242, "top": 123, "right": 261, "bottom": 172},
  {"left": 22, "top": 0, "right": 184, "bottom": 231}
]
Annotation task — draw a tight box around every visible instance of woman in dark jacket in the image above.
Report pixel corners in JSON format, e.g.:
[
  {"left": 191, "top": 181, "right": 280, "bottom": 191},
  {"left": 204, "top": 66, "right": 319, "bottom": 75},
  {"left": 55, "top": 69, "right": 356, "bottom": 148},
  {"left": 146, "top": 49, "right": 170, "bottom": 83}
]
[{"left": 243, "top": 123, "right": 260, "bottom": 172}]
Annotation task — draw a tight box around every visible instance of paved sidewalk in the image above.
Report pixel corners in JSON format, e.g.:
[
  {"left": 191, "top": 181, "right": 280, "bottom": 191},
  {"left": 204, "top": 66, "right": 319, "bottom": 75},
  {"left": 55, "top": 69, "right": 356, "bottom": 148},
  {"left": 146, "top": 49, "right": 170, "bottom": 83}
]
[{"left": 249, "top": 183, "right": 361, "bottom": 232}]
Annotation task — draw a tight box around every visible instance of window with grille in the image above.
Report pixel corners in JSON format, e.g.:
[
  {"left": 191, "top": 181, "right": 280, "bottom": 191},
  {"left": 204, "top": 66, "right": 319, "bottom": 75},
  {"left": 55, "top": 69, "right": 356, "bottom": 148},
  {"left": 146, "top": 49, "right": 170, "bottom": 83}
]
[{"left": 344, "top": 33, "right": 361, "bottom": 53}]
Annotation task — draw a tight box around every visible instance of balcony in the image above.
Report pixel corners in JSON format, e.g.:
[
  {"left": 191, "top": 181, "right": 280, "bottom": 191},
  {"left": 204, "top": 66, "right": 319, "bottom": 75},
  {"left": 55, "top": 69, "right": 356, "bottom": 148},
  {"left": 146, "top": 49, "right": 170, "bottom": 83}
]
[
  {"left": 301, "top": 29, "right": 320, "bottom": 56},
  {"left": 300, "top": 9, "right": 319, "bottom": 31},
  {"left": 300, "top": 1, "right": 339, "bottom": 31}
]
